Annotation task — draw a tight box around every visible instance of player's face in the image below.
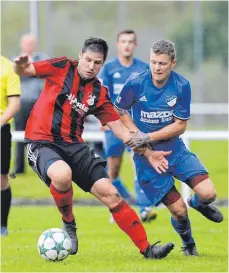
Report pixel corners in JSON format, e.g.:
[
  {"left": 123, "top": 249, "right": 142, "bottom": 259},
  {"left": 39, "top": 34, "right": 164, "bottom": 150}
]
[
  {"left": 78, "top": 50, "right": 104, "bottom": 80},
  {"left": 116, "top": 34, "right": 136, "bottom": 58},
  {"left": 150, "top": 52, "right": 176, "bottom": 84}
]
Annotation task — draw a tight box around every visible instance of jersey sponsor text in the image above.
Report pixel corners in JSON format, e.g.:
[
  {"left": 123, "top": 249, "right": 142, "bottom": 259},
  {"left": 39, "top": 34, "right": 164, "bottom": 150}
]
[
  {"left": 140, "top": 110, "right": 173, "bottom": 123},
  {"left": 66, "top": 94, "right": 89, "bottom": 113}
]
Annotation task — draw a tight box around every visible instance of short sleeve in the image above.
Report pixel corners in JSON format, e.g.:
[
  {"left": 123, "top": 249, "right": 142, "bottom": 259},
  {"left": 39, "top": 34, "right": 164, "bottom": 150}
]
[
  {"left": 173, "top": 82, "right": 191, "bottom": 120},
  {"left": 94, "top": 94, "right": 120, "bottom": 126},
  {"left": 6, "top": 65, "right": 21, "bottom": 97},
  {"left": 33, "top": 57, "right": 68, "bottom": 79},
  {"left": 114, "top": 80, "right": 135, "bottom": 111}
]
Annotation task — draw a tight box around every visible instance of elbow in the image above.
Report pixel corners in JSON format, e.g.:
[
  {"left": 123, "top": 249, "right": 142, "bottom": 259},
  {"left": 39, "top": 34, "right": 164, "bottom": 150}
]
[
  {"left": 14, "top": 100, "right": 21, "bottom": 114},
  {"left": 16, "top": 102, "right": 21, "bottom": 113},
  {"left": 175, "top": 120, "right": 187, "bottom": 135},
  {"left": 180, "top": 124, "right": 187, "bottom": 135}
]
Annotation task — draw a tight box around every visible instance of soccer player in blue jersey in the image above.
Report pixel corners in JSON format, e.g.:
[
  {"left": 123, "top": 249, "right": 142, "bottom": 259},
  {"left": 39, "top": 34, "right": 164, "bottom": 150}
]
[
  {"left": 99, "top": 29, "right": 157, "bottom": 223},
  {"left": 114, "top": 39, "right": 223, "bottom": 256}
]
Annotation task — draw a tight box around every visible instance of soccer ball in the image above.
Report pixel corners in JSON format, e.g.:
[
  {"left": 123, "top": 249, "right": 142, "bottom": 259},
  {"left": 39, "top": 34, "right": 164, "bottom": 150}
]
[{"left": 37, "top": 228, "right": 72, "bottom": 261}]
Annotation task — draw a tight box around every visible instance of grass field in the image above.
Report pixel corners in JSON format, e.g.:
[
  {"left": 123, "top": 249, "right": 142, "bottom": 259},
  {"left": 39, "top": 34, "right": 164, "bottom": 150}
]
[
  {"left": 2, "top": 140, "right": 228, "bottom": 272},
  {"left": 10, "top": 140, "right": 228, "bottom": 200},
  {"left": 1, "top": 206, "right": 228, "bottom": 272}
]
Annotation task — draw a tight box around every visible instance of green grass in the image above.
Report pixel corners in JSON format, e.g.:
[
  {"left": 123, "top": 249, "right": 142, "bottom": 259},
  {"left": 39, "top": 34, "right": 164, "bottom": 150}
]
[
  {"left": 1, "top": 206, "right": 228, "bottom": 272},
  {"left": 10, "top": 140, "right": 228, "bottom": 199}
]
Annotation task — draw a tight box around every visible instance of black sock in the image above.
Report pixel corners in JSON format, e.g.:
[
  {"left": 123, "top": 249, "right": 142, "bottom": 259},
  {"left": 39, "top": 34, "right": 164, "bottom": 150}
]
[
  {"left": 171, "top": 216, "right": 195, "bottom": 246},
  {"left": 1, "top": 187, "right": 12, "bottom": 227}
]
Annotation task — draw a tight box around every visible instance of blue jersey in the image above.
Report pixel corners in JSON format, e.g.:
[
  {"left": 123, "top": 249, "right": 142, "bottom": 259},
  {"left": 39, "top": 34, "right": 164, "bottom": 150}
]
[
  {"left": 99, "top": 57, "right": 149, "bottom": 103},
  {"left": 115, "top": 69, "right": 191, "bottom": 154},
  {"left": 114, "top": 69, "right": 208, "bottom": 207}
]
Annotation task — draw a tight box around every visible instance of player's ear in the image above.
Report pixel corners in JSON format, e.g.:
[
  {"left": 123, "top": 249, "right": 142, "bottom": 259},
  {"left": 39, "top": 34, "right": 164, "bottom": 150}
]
[
  {"left": 79, "top": 50, "right": 83, "bottom": 60},
  {"left": 134, "top": 36, "right": 137, "bottom": 46},
  {"left": 172, "top": 59, "right": 177, "bottom": 69}
]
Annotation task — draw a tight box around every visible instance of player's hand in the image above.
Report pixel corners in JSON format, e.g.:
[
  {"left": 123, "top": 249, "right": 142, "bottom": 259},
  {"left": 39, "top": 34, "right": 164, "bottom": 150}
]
[
  {"left": 143, "top": 150, "right": 172, "bottom": 174},
  {"left": 14, "top": 55, "right": 31, "bottom": 68},
  {"left": 132, "top": 143, "right": 151, "bottom": 155},
  {"left": 124, "top": 131, "right": 150, "bottom": 148}
]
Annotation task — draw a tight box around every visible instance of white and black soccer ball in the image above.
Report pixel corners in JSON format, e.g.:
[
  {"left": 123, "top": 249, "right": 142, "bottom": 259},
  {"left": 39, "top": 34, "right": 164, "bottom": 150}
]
[{"left": 37, "top": 228, "right": 72, "bottom": 261}]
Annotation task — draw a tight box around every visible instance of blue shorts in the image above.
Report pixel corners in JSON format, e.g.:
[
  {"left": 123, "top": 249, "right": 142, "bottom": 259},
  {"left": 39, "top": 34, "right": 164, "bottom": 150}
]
[
  {"left": 134, "top": 144, "right": 208, "bottom": 206},
  {"left": 104, "top": 130, "right": 131, "bottom": 157}
]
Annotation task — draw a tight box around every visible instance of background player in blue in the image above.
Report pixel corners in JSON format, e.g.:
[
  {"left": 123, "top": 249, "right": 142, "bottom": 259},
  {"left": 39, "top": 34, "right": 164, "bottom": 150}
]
[
  {"left": 99, "top": 29, "right": 157, "bottom": 223},
  {"left": 114, "top": 39, "right": 223, "bottom": 256}
]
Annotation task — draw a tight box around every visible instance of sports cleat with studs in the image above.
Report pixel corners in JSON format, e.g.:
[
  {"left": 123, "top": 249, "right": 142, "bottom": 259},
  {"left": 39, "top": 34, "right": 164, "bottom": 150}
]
[
  {"left": 188, "top": 196, "right": 223, "bottom": 223},
  {"left": 141, "top": 241, "right": 174, "bottom": 259},
  {"left": 181, "top": 243, "right": 199, "bottom": 256},
  {"left": 62, "top": 220, "right": 78, "bottom": 255}
]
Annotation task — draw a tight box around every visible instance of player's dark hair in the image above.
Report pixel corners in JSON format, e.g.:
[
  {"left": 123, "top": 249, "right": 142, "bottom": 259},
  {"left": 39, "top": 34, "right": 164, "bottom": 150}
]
[
  {"left": 117, "top": 29, "right": 137, "bottom": 42},
  {"left": 151, "top": 40, "right": 176, "bottom": 61},
  {"left": 82, "top": 37, "right": 109, "bottom": 61}
]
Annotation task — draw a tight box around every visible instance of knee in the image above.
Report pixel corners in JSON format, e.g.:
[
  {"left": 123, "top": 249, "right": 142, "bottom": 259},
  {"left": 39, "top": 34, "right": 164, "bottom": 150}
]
[
  {"left": 107, "top": 156, "right": 122, "bottom": 180},
  {"left": 173, "top": 206, "right": 188, "bottom": 221},
  {"left": 199, "top": 190, "right": 217, "bottom": 202},
  {"left": 49, "top": 166, "right": 72, "bottom": 189},
  {"left": 1, "top": 175, "right": 9, "bottom": 190}
]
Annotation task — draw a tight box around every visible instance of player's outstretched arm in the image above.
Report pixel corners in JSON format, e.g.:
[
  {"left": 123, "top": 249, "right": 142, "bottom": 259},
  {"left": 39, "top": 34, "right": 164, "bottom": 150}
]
[
  {"left": 106, "top": 119, "right": 171, "bottom": 173},
  {"left": 106, "top": 119, "right": 133, "bottom": 143},
  {"left": 115, "top": 108, "right": 139, "bottom": 133},
  {"left": 124, "top": 118, "right": 187, "bottom": 148},
  {"left": 148, "top": 117, "right": 187, "bottom": 142},
  {"left": 115, "top": 107, "right": 151, "bottom": 146},
  {"left": 14, "top": 55, "right": 36, "bottom": 76}
]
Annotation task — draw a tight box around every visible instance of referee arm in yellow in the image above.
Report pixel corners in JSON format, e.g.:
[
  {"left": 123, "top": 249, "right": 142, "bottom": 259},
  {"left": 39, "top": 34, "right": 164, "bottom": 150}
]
[
  {"left": 1, "top": 57, "right": 21, "bottom": 126},
  {"left": 1, "top": 97, "right": 20, "bottom": 126}
]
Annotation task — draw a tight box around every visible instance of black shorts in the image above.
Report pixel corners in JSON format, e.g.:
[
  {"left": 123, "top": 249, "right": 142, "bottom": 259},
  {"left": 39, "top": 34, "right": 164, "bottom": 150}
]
[
  {"left": 26, "top": 141, "right": 109, "bottom": 192},
  {"left": 1, "top": 124, "right": 12, "bottom": 175}
]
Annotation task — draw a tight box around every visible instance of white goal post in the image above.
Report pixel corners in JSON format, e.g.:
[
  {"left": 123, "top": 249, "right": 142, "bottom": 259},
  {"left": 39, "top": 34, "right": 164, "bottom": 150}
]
[{"left": 12, "top": 130, "right": 228, "bottom": 204}]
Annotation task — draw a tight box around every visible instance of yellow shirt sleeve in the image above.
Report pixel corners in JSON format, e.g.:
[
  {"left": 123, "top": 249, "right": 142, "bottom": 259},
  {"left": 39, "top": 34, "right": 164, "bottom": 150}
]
[
  {"left": 6, "top": 62, "right": 21, "bottom": 97},
  {"left": 1, "top": 56, "right": 21, "bottom": 123}
]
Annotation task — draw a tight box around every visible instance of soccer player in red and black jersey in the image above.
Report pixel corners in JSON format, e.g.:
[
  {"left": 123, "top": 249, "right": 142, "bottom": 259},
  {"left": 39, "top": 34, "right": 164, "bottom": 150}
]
[{"left": 13, "top": 37, "right": 174, "bottom": 259}]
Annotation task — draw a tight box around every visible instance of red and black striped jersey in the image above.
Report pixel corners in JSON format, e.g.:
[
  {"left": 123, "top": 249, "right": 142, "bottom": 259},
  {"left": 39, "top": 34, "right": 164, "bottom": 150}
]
[{"left": 25, "top": 57, "right": 120, "bottom": 143}]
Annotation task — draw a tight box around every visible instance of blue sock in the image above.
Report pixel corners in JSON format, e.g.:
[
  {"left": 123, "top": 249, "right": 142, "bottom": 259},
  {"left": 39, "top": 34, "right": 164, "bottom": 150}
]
[
  {"left": 191, "top": 193, "right": 210, "bottom": 208},
  {"left": 134, "top": 177, "right": 152, "bottom": 214},
  {"left": 171, "top": 216, "right": 195, "bottom": 246},
  {"left": 112, "top": 177, "right": 132, "bottom": 200}
]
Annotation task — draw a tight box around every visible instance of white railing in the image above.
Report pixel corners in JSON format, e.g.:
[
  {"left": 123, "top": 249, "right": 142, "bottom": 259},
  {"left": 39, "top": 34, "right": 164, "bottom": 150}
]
[
  {"left": 12, "top": 130, "right": 228, "bottom": 204},
  {"left": 11, "top": 130, "right": 105, "bottom": 143},
  {"left": 12, "top": 130, "right": 229, "bottom": 144},
  {"left": 190, "top": 103, "right": 228, "bottom": 115}
]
